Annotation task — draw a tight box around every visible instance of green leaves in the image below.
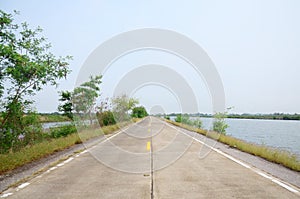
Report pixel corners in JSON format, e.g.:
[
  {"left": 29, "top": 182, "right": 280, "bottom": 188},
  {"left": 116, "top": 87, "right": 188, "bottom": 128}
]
[
  {"left": 0, "top": 10, "right": 72, "bottom": 104},
  {"left": 58, "top": 91, "right": 73, "bottom": 119},
  {"left": 131, "top": 106, "right": 148, "bottom": 118},
  {"left": 213, "top": 112, "right": 229, "bottom": 135},
  {"left": 68, "top": 75, "right": 103, "bottom": 125},
  {"left": 175, "top": 114, "right": 202, "bottom": 129},
  {"left": 0, "top": 10, "right": 71, "bottom": 152},
  {"left": 72, "top": 75, "right": 102, "bottom": 115},
  {"left": 111, "top": 94, "right": 139, "bottom": 122}
]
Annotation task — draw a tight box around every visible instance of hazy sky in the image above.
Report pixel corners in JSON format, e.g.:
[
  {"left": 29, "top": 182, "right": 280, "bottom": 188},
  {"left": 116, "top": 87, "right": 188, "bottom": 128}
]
[{"left": 2, "top": 0, "right": 300, "bottom": 114}]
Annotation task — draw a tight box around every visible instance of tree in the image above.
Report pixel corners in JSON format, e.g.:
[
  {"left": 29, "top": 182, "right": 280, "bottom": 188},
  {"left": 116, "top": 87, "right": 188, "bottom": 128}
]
[
  {"left": 0, "top": 10, "right": 71, "bottom": 153},
  {"left": 111, "top": 94, "right": 138, "bottom": 122},
  {"left": 131, "top": 106, "right": 148, "bottom": 118},
  {"left": 72, "top": 75, "right": 102, "bottom": 125},
  {"left": 96, "top": 97, "right": 111, "bottom": 114},
  {"left": 58, "top": 91, "right": 73, "bottom": 119}
]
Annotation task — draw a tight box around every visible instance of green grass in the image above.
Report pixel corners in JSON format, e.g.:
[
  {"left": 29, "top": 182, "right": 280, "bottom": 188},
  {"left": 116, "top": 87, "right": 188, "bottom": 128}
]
[
  {"left": 166, "top": 119, "right": 300, "bottom": 172},
  {"left": 0, "top": 123, "right": 127, "bottom": 175}
]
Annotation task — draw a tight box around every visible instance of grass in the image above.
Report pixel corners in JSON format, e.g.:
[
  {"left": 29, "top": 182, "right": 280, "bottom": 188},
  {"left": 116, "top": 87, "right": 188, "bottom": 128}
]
[
  {"left": 0, "top": 123, "right": 129, "bottom": 175},
  {"left": 166, "top": 119, "right": 300, "bottom": 172},
  {"left": 131, "top": 117, "right": 142, "bottom": 123},
  {"left": 38, "top": 114, "right": 71, "bottom": 123}
]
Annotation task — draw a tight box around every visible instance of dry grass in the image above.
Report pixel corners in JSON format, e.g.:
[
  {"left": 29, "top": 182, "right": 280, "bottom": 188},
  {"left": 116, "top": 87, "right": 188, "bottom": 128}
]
[
  {"left": 131, "top": 118, "right": 142, "bottom": 123},
  {"left": 166, "top": 119, "right": 300, "bottom": 171},
  {"left": 0, "top": 123, "right": 129, "bottom": 175},
  {"left": 0, "top": 134, "right": 80, "bottom": 175},
  {"left": 38, "top": 115, "right": 70, "bottom": 123}
]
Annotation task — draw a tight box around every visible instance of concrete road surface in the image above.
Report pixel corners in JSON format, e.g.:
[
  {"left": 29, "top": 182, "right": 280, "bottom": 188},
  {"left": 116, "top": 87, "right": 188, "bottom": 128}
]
[{"left": 2, "top": 117, "right": 299, "bottom": 198}]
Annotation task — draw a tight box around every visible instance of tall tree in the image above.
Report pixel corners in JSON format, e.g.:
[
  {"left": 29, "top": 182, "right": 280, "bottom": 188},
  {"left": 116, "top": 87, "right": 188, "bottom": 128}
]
[
  {"left": 72, "top": 75, "right": 102, "bottom": 124},
  {"left": 111, "top": 94, "right": 138, "bottom": 122},
  {"left": 0, "top": 10, "right": 71, "bottom": 152},
  {"left": 58, "top": 91, "right": 73, "bottom": 119}
]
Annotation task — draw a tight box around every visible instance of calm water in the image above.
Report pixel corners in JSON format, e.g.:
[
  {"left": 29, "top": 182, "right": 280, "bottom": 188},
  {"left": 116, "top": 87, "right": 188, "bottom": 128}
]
[
  {"left": 42, "top": 121, "right": 71, "bottom": 129},
  {"left": 171, "top": 117, "right": 300, "bottom": 158}
]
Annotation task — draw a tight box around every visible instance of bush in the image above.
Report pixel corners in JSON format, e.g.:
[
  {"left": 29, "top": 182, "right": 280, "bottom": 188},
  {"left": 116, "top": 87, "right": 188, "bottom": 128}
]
[
  {"left": 97, "top": 111, "right": 116, "bottom": 126},
  {"left": 213, "top": 120, "right": 228, "bottom": 134},
  {"left": 50, "top": 125, "right": 77, "bottom": 138},
  {"left": 192, "top": 119, "right": 202, "bottom": 128},
  {"left": 164, "top": 115, "right": 170, "bottom": 120},
  {"left": 0, "top": 112, "right": 43, "bottom": 154},
  {"left": 175, "top": 114, "right": 182, "bottom": 123},
  {"left": 175, "top": 114, "right": 202, "bottom": 128},
  {"left": 181, "top": 114, "right": 192, "bottom": 125},
  {"left": 131, "top": 106, "right": 148, "bottom": 118},
  {"left": 213, "top": 112, "right": 228, "bottom": 134}
]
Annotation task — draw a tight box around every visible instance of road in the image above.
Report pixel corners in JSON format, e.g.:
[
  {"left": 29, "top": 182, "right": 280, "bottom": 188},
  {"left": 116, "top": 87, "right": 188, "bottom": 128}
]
[{"left": 1, "top": 117, "right": 299, "bottom": 198}]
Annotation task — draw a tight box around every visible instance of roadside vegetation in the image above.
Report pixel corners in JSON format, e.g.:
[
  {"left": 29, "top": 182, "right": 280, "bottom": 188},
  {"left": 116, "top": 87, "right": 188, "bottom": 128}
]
[
  {"left": 0, "top": 74, "right": 148, "bottom": 174},
  {"left": 0, "top": 123, "right": 128, "bottom": 175},
  {"left": 164, "top": 118, "right": 300, "bottom": 172},
  {"left": 38, "top": 113, "right": 71, "bottom": 123},
  {"left": 0, "top": 10, "right": 149, "bottom": 174},
  {"left": 131, "top": 106, "right": 148, "bottom": 118},
  {"left": 212, "top": 109, "right": 231, "bottom": 135},
  {"left": 174, "top": 114, "right": 202, "bottom": 128},
  {"left": 0, "top": 73, "right": 148, "bottom": 174},
  {"left": 0, "top": 10, "right": 71, "bottom": 154}
]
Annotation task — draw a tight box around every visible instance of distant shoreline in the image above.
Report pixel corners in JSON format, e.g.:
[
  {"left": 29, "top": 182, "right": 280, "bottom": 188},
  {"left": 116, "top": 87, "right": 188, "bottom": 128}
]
[{"left": 160, "top": 113, "right": 300, "bottom": 121}]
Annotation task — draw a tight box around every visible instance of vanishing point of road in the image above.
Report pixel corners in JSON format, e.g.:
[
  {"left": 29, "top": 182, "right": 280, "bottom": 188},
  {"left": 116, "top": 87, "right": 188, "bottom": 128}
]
[{"left": 2, "top": 117, "right": 300, "bottom": 198}]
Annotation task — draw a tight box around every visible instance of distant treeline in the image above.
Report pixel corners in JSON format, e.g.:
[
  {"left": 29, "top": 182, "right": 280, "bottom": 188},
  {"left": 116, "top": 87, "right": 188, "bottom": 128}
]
[
  {"left": 227, "top": 113, "right": 300, "bottom": 120},
  {"left": 0, "top": 113, "right": 72, "bottom": 123},
  {"left": 159, "top": 113, "right": 300, "bottom": 121},
  {"left": 38, "top": 113, "right": 71, "bottom": 123}
]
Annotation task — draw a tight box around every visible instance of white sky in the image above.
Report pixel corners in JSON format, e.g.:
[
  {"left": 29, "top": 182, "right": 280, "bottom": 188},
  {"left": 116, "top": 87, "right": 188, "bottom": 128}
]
[{"left": 1, "top": 0, "right": 300, "bottom": 114}]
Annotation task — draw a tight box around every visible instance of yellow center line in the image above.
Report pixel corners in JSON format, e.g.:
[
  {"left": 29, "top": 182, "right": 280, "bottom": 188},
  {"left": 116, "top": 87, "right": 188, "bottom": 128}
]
[{"left": 147, "top": 141, "right": 151, "bottom": 151}]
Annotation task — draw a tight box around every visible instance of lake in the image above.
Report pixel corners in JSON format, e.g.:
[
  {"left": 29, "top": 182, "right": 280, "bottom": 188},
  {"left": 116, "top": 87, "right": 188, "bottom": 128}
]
[
  {"left": 42, "top": 121, "right": 71, "bottom": 129},
  {"left": 171, "top": 117, "right": 300, "bottom": 158}
]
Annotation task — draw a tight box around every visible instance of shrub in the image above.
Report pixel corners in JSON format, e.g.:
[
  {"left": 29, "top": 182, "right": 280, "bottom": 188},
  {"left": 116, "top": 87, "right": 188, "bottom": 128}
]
[
  {"left": 164, "top": 115, "right": 170, "bottom": 120},
  {"left": 131, "top": 106, "right": 148, "bottom": 118},
  {"left": 192, "top": 119, "right": 202, "bottom": 128},
  {"left": 175, "top": 114, "right": 202, "bottom": 128},
  {"left": 213, "top": 112, "right": 228, "bottom": 134},
  {"left": 97, "top": 111, "right": 116, "bottom": 126},
  {"left": 175, "top": 114, "right": 182, "bottom": 123},
  {"left": 50, "top": 125, "right": 77, "bottom": 138},
  {"left": 0, "top": 112, "right": 42, "bottom": 154},
  {"left": 181, "top": 114, "right": 193, "bottom": 125}
]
